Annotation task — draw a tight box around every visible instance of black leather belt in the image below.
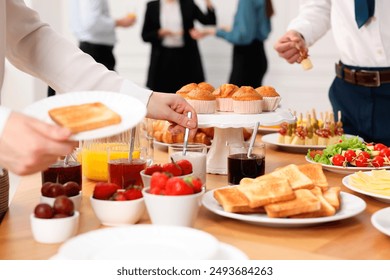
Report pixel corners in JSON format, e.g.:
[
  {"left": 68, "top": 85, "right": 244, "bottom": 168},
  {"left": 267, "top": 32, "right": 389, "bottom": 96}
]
[{"left": 335, "top": 62, "right": 390, "bottom": 87}]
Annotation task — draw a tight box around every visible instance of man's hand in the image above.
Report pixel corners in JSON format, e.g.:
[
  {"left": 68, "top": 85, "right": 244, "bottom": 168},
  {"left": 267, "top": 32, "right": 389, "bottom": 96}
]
[
  {"left": 0, "top": 112, "right": 78, "bottom": 175},
  {"left": 274, "top": 30, "right": 307, "bottom": 64},
  {"left": 145, "top": 92, "right": 198, "bottom": 138}
]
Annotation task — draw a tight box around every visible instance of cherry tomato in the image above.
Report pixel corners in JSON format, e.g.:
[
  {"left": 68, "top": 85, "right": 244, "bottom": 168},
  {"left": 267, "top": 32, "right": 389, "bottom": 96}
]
[
  {"left": 379, "top": 148, "right": 390, "bottom": 158},
  {"left": 309, "top": 150, "right": 323, "bottom": 159},
  {"left": 359, "top": 151, "right": 371, "bottom": 159},
  {"left": 344, "top": 150, "right": 356, "bottom": 163},
  {"left": 355, "top": 154, "right": 369, "bottom": 167},
  {"left": 372, "top": 155, "right": 385, "bottom": 167},
  {"left": 332, "top": 154, "right": 345, "bottom": 166},
  {"left": 374, "top": 143, "right": 387, "bottom": 151}
]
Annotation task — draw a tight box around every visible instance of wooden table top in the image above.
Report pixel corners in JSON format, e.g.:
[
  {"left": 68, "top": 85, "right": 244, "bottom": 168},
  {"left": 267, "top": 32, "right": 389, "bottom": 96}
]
[{"left": 1, "top": 134, "right": 389, "bottom": 260}]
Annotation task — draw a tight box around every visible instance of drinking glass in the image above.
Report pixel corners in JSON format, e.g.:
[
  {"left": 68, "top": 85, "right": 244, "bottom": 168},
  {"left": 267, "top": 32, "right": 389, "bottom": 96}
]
[
  {"left": 227, "top": 142, "right": 265, "bottom": 185},
  {"left": 168, "top": 143, "right": 207, "bottom": 186},
  {"left": 107, "top": 144, "right": 146, "bottom": 188}
]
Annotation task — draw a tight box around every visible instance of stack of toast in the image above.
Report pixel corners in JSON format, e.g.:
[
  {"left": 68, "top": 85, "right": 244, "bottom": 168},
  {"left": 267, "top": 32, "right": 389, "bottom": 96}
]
[{"left": 214, "top": 163, "right": 341, "bottom": 218}]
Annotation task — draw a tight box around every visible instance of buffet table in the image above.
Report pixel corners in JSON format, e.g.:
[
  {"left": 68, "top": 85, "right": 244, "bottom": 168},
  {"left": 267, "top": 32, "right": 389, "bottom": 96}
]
[{"left": 0, "top": 134, "right": 389, "bottom": 260}]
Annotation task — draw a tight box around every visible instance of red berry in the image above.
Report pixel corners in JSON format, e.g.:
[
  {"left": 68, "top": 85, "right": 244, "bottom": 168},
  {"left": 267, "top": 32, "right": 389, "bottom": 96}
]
[
  {"left": 111, "top": 191, "right": 127, "bottom": 201},
  {"left": 185, "top": 176, "right": 203, "bottom": 193},
  {"left": 123, "top": 187, "right": 143, "bottom": 200},
  {"left": 150, "top": 172, "right": 170, "bottom": 193},
  {"left": 143, "top": 164, "right": 163, "bottom": 175},
  {"left": 93, "top": 182, "right": 121, "bottom": 200},
  {"left": 162, "top": 162, "right": 182, "bottom": 176},
  {"left": 176, "top": 159, "right": 193, "bottom": 175},
  {"left": 165, "top": 177, "right": 194, "bottom": 196}
]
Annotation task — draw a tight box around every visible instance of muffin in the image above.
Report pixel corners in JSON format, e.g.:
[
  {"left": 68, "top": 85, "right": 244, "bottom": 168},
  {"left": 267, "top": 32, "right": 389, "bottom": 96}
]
[
  {"left": 255, "top": 86, "right": 281, "bottom": 111},
  {"left": 176, "top": 83, "right": 198, "bottom": 98},
  {"left": 212, "top": 83, "right": 239, "bottom": 112},
  {"left": 198, "top": 82, "right": 215, "bottom": 93},
  {"left": 232, "top": 86, "right": 263, "bottom": 114},
  {"left": 186, "top": 88, "right": 216, "bottom": 114}
]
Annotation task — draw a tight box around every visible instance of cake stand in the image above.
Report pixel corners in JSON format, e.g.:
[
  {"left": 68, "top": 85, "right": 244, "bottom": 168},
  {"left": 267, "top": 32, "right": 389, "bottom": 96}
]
[{"left": 198, "top": 109, "right": 296, "bottom": 174}]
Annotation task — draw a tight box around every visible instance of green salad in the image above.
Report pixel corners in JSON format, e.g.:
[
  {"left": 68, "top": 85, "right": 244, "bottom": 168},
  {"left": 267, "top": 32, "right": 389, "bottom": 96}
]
[{"left": 307, "top": 136, "right": 370, "bottom": 165}]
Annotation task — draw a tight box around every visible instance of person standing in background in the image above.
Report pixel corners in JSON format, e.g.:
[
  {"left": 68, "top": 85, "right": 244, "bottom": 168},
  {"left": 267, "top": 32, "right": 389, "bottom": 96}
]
[
  {"left": 192, "top": 0, "right": 273, "bottom": 87},
  {"left": 48, "top": 0, "right": 136, "bottom": 97},
  {"left": 274, "top": 0, "right": 390, "bottom": 146},
  {"left": 141, "top": 0, "right": 216, "bottom": 93}
]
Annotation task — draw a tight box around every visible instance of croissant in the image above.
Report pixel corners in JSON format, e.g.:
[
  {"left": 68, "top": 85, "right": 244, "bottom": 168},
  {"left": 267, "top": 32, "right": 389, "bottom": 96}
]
[{"left": 192, "top": 132, "right": 212, "bottom": 146}]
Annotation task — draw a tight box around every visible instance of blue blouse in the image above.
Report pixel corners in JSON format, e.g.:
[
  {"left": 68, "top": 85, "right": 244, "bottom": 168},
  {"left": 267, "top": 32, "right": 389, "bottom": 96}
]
[{"left": 216, "top": 0, "right": 271, "bottom": 45}]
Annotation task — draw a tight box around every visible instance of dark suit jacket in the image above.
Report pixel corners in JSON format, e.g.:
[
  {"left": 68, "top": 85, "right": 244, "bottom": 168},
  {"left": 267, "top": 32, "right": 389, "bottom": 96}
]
[{"left": 142, "top": 0, "right": 216, "bottom": 92}]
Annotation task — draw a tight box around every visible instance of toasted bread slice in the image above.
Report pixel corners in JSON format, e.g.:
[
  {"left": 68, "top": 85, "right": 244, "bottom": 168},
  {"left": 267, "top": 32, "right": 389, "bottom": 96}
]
[
  {"left": 213, "top": 187, "right": 265, "bottom": 213},
  {"left": 290, "top": 187, "right": 336, "bottom": 218},
  {"left": 323, "top": 186, "right": 341, "bottom": 210},
  {"left": 48, "top": 102, "right": 122, "bottom": 133},
  {"left": 264, "top": 189, "right": 321, "bottom": 218},
  {"left": 269, "top": 164, "right": 314, "bottom": 190},
  {"left": 297, "top": 163, "right": 328, "bottom": 191},
  {"left": 237, "top": 177, "right": 295, "bottom": 208}
]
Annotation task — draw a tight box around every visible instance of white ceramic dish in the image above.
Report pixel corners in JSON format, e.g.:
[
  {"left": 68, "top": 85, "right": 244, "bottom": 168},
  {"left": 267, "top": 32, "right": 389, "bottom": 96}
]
[
  {"left": 371, "top": 207, "right": 390, "bottom": 236},
  {"left": 23, "top": 91, "right": 146, "bottom": 141},
  {"left": 53, "top": 225, "right": 220, "bottom": 260},
  {"left": 90, "top": 196, "right": 145, "bottom": 226},
  {"left": 306, "top": 157, "right": 390, "bottom": 175},
  {"left": 262, "top": 133, "right": 362, "bottom": 154},
  {"left": 342, "top": 172, "right": 390, "bottom": 203},
  {"left": 202, "top": 187, "right": 366, "bottom": 227},
  {"left": 30, "top": 211, "right": 79, "bottom": 244}
]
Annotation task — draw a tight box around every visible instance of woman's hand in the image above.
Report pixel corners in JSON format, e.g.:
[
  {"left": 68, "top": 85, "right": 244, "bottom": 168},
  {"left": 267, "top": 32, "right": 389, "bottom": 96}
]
[
  {"left": 0, "top": 112, "right": 78, "bottom": 175},
  {"left": 146, "top": 92, "right": 198, "bottom": 138},
  {"left": 274, "top": 30, "right": 307, "bottom": 64}
]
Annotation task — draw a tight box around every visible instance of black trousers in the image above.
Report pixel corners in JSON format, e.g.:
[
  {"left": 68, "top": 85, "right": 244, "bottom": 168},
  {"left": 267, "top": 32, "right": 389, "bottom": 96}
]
[
  {"left": 48, "top": 42, "right": 115, "bottom": 97},
  {"left": 329, "top": 64, "right": 390, "bottom": 145},
  {"left": 228, "top": 39, "right": 268, "bottom": 88}
]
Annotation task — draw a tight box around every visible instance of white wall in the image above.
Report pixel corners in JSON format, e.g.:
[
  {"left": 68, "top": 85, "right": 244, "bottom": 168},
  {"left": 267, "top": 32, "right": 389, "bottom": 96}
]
[{"left": 3, "top": 0, "right": 339, "bottom": 114}]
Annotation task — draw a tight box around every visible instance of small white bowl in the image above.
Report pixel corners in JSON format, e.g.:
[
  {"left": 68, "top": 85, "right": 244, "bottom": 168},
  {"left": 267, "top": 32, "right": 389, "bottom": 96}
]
[
  {"left": 140, "top": 170, "right": 193, "bottom": 188},
  {"left": 90, "top": 196, "right": 145, "bottom": 226},
  {"left": 30, "top": 211, "right": 79, "bottom": 244},
  {"left": 142, "top": 187, "right": 205, "bottom": 227},
  {"left": 40, "top": 192, "right": 82, "bottom": 211}
]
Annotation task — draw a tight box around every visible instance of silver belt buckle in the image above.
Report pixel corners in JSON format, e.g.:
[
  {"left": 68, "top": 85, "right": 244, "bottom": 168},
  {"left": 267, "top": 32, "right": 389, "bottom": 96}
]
[{"left": 360, "top": 70, "right": 381, "bottom": 87}]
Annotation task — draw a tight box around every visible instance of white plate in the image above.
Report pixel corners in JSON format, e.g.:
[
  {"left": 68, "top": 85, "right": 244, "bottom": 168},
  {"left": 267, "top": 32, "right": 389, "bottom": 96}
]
[
  {"left": 53, "top": 225, "right": 220, "bottom": 260},
  {"left": 306, "top": 157, "right": 390, "bottom": 175},
  {"left": 262, "top": 133, "right": 361, "bottom": 154},
  {"left": 51, "top": 241, "right": 249, "bottom": 260},
  {"left": 23, "top": 91, "right": 146, "bottom": 141},
  {"left": 202, "top": 187, "right": 366, "bottom": 227},
  {"left": 342, "top": 172, "right": 390, "bottom": 203},
  {"left": 215, "top": 243, "right": 248, "bottom": 260},
  {"left": 371, "top": 207, "right": 390, "bottom": 236}
]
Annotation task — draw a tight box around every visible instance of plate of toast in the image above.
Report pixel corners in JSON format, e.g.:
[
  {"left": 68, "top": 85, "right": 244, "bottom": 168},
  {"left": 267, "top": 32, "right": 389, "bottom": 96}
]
[
  {"left": 23, "top": 91, "right": 146, "bottom": 141},
  {"left": 202, "top": 187, "right": 366, "bottom": 227}
]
